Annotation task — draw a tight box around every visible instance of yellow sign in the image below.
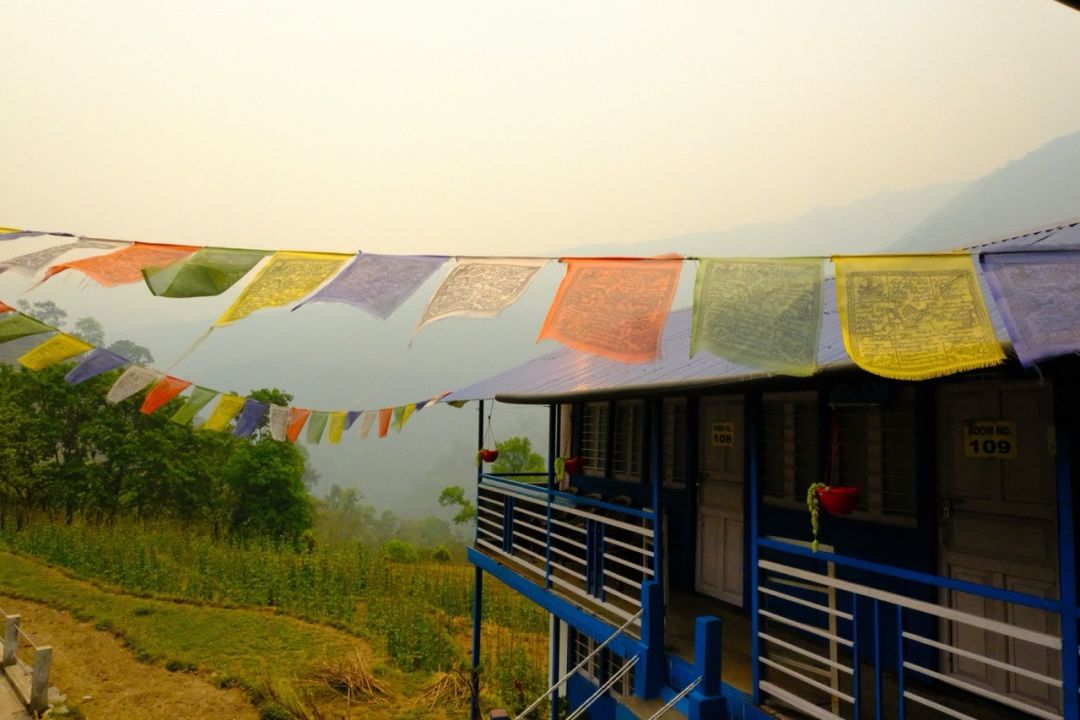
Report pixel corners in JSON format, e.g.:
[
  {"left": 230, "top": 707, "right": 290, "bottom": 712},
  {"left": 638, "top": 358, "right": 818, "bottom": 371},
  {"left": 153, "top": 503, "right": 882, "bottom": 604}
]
[
  {"left": 964, "top": 420, "right": 1017, "bottom": 459},
  {"left": 711, "top": 421, "right": 735, "bottom": 447}
]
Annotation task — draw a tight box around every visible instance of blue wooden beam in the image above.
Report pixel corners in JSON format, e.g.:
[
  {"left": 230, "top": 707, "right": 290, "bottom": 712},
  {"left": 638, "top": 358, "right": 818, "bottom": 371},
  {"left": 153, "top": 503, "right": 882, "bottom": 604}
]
[{"left": 1056, "top": 422, "right": 1078, "bottom": 720}]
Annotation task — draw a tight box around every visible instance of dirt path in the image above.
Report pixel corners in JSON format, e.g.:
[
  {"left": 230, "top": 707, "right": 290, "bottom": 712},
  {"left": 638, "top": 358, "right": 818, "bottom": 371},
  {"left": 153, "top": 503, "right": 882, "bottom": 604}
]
[{"left": 0, "top": 594, "right": 258, "bottom": 720}]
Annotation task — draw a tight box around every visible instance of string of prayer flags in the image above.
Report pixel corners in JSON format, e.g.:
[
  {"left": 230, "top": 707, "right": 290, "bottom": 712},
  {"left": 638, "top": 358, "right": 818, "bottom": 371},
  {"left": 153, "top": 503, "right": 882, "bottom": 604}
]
[
  {"left": 143, "top": 247, "right": 270, "bottom": 298},
  {"left": 217, "top": 251, "right": 348, "bottom": 325},
  {"left": 327, "top": 411, "right": 347, "bottom": 444},
  {"left": 268, "top": 405, "right": 289, "bottom": 441},
  {"left": 171, "top": 387, "right": 218, "bottom": 425},
  {"left": 106, "top": 365, "right": 162, "bottom": 404},
  {"left": 65, "top": 348, "right": 128, "bottom": 385},
  {"left": 294, "top": 253, "right": 446, "bottom": 319},
  {"left": 43, "top": 242, "right": 197, "bottom": 287},
  {"left": 415, "top": 258, "right": 547, "bottom": 333},
  {"left": 344, "top": 410, "right": 362, "bottom": 430},
  {"left": 0, "top": 230, "right": 47, "bottom": 241},
  {"left": 539, "top": 257, "right": 682, "bottom": 363},
  {"left": 203, "top": 394, "right": 246, "bottom": 431},
  {"left": 0, "top": 239, "right": 126, "bottom": 278},
  {"left": 377, "top": 408, "right": 393, "bottom": 438},
  {"left": 392, "top": 403, "right": 417, "bottom": 433},
  {"left": 287, "top": 408, "right": 311, "bottom": 443},
  {"left": 305, "top": 410, "right": 329, "bottom": 444},
  {"left": 980, "top": 251, "right": 1080, "bottom": 367},
  {"left": 19, "top": 334, "right": 93, "bottom": 370},
  {"left": 834, "top": 255, "right": 1004, "bottom": 380},
  {"left": 0, "top": 314, "right": 52, "bottom": 344},
  {"left": 233, "top": 399, "right": 269, "bottom": 438},
  {"left": 140, "top": 376, "right": 192, "bottom": 414},
  {"left": 357, "top": 411, "right": 376, "bottom": 439},
  {"left": 690, "top": 258, "right": 823, "bottom": 376}
]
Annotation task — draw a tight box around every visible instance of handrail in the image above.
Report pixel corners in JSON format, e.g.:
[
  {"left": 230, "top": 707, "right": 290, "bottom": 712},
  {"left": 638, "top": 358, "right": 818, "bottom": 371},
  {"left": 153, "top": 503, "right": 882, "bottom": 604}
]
[
  {"left": 565, "top": 655, "right": 639, "bottom": 720},
  {"left": 513, "top": 608, "right": 644, "bottom": 720},
  {"left": 646, "top": 676, "right": 701, "bottom": 720},
  {"left": 757, "top": 537, "right": 1062, "bottom": 613},
  {"left": 480, "top": 473, "right": 657, "bottom": 521}
]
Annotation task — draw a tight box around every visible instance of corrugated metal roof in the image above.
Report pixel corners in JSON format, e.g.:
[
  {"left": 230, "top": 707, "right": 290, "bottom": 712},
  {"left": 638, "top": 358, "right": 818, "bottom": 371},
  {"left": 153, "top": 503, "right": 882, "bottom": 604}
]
[{"left": 447, "top": 217, "right": 1078, "bottom": 405}]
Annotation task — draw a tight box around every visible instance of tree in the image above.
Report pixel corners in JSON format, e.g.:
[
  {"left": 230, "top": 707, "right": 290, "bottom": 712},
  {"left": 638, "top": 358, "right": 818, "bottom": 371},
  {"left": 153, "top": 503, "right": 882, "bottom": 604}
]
[
  {"left": 221, "top": 437, "right": 313, "bottom": 541},
  {"left": 17, "top": 300, "right": 67, "bottom": 328},
  {"left": 438, "top": 485, "right": 477, "bottom": 525},
  {"left": 490, "top": 436, "right": 545, "bottom": 475},
  {"left": 106, "top": 339, "right": 154, "bottom": 365},
  {"left": 72, "top": 317, "right": 106, "bottom": 346}
]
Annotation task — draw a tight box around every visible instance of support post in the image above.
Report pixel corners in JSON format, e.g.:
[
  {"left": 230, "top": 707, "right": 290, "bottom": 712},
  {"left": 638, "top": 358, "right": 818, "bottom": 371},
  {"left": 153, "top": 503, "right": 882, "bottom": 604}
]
[
  {"left": 634, "top": 580, "right": 664, "bottom": 699},
  {"left": 2, "top": 615, "right": 18, "bottom": 668},
  {"left": 650, "top": 400, "right": 664, "bottom": 587},
  {"left": 1056, "top": 423, "right": 1078, "bottom": 720},
  {"left": 746, "top": 393, "right": 762, "bottom": 704},
  {"left": 546, "top": 404, "right": 556, "bottom": 588},
  {"left": 29, "top": 646, "right": 52, "bottom": 714},
  {"left": 471, "top": 566, "right": 484, "bottom": 720},
  {"left": 686, "top": 616, "right": 725, "bottom": 720},
  {"left": 549, "top": 615, "right": 561, "bottom": 720}
]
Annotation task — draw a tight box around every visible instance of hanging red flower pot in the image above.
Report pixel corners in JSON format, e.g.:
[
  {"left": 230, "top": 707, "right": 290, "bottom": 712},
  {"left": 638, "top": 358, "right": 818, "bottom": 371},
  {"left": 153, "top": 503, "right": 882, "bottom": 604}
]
[
  {"left": 815, "top": 486, "right": 859, "bottom": 516},
  {"left": 480, "top": 448, "right": 500, "bottom": 463},
  {"left": 564, "top": 457, "right": 583, "bottom": 474}
]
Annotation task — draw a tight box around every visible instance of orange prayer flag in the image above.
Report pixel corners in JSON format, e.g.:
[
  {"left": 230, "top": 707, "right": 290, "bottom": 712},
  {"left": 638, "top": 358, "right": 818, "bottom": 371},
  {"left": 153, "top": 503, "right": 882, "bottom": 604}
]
[
  {"left": 140, "top": 376, "right": 193, "bottom": 415},
  {"left": 378, "top": 408, "right": 393, "bottom": 438},
  {"left": 538, "top": 257, "right": 683, "bottom": 363},
  {"left": 43, "top": 242, "right": 198, "bottom": 287},
  {"left": 0, "top": 301, "right": 13, "bottom": 313},
  {"left": 287, "top": 408, "right": 311, "bottom": 444}
]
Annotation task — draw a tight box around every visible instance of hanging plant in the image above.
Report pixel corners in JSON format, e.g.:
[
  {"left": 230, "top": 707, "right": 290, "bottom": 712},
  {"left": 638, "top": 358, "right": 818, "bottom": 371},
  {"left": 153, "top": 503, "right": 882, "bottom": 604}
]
[
  {"left": 806, "top": 482, "right": 827, "bottom": 552},
  {"left": 554, "top": 456, "right": 567, "bottom": 483},
  {"left": 476, "top": 405, "right": 499, "bottom": 467}
]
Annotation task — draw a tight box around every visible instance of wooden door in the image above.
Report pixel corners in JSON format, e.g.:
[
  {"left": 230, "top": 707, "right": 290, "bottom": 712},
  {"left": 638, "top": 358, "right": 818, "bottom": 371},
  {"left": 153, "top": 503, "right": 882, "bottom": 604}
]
[
  {"left": 697, "top": 395, "right": 745, "bottom": 606},
  {"left": 937, "top": 382, "right": 1060, "bottom": 710}
]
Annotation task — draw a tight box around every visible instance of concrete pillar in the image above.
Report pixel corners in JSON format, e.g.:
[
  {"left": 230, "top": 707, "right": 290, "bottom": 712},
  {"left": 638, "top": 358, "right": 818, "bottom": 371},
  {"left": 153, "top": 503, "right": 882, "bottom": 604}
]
[
  {"left": 687, "top": 616, "right": 725, "bottom": 720},
  {"left": 2, "top": 615, "right": 19, "bottom": 667}
]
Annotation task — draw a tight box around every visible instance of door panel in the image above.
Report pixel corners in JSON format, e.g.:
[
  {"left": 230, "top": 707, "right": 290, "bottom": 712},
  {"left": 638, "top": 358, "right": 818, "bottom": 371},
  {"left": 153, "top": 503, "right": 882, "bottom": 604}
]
[{"left": 697, "top": 396, "right": 745, "bottom": 606}]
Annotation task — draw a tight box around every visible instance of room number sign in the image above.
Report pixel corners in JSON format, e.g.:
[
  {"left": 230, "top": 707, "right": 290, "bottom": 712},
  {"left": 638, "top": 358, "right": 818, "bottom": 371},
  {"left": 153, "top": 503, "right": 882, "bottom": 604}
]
[
  {"left": 963, "top": 420, "right": 1017, "bottom": 459},
  {"left": 710, "top": 421, "right": 735, "bottom": 447}
]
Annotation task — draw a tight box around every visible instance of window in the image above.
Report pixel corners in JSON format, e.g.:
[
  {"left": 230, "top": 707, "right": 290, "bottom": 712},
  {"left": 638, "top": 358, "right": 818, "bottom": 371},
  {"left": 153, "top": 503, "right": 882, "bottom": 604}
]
[
  {"left": 603, "top": 648, "right": 635, "bottom": 697},
  {"left": 571, "top": 630, "right": 600, "bottom": 683},
  {"left": 662, "top": 398, "right": 688, "bottom": 488},
  {"left": 761, "top": 393, "right": 819, "bottom": 502},
  {"left": 580, "top": 402, "right": 608, "bottom": 475},
  {"left": 570, "top": 630, "right": 635, "bottom": 696},
  {"left": 611, "top": 400, "right": 643, "bottom": 481}
]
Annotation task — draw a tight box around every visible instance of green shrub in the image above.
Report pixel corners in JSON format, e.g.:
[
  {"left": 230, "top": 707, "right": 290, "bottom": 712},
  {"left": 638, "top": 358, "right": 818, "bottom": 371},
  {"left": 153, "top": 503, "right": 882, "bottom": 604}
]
[
  {"left": 432, "top": 544, "right": 452, "bottom": 563},
  {"left": 382, "top": 539, "right": 419, "bottom": 564}
]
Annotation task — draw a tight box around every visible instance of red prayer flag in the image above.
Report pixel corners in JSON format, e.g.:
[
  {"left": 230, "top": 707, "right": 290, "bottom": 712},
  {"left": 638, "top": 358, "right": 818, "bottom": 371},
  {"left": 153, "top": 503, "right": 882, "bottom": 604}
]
[
  {"left": 287, "top": 408, "right": 311, "bottom": 444},
  {"left": 43, "top": 242, "right": 198, "bottom": 286},
  {"left": 378, "top": 408, "right": 393, "bottom": 438},
  {"left": 140, "top": 376, "right": 193, "bottom": 415}
]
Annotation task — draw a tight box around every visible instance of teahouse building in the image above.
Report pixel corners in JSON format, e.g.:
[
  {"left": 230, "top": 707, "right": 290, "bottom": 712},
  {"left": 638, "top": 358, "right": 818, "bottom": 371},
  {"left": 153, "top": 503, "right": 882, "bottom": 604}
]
[{"left": 447, "top": 219, "right": 1080, "bottom": 720}]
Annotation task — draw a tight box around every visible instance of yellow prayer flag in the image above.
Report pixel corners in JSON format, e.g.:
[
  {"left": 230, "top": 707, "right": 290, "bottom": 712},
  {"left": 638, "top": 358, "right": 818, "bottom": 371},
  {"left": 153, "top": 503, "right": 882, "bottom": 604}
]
[
  {"left": 202, "top": 394, "right": 246, "bottom": 432},
  {"left": 327, "top": 411, "right": 347, "bottom": 444},
  {"left": 400, "top": 403, "right": 416, "bottom": 430},
  {"left": 834, "top": 255, "right": 1004, "bottom": 380},
  {"left": 18, "top": 334, "right": 93, "bottom": 370},
  {"left": 216, "top": 251, "right": 348, "bottom": 325}
]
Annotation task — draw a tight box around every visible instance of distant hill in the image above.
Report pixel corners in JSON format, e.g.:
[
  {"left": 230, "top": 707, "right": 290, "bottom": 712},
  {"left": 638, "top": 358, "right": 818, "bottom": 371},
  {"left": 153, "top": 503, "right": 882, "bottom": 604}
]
[{"left": 890, "top": 131, "right": 1080, "bottom": 251}]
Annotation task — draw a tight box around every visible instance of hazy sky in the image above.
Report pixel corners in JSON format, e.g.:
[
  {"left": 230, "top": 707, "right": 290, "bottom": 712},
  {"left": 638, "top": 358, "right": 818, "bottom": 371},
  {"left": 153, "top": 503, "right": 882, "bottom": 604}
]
[{"left": 2, "top": 1, "right": 1079, "bottom": 256}]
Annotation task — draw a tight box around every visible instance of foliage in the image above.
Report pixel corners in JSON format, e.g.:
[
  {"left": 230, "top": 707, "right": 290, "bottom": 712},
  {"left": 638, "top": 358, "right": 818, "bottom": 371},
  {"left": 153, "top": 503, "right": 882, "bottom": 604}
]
[
  {"left": 72, "top": 317, "right": 105, "bottom": 345},
  {"left": 806, "top": 481, "right": 827, "bottom": 552},
  {"left": 383, "top": 539, "right": 420, "bottom": 563},
  {"left": 438, "top": 485, "right": 476, "bottom": 525},
  {"left": 490, "top": 436, "right": 545, "bottom": 475},
  {"left": 106, "top": 338, "right": 155, "bottom": 365}
]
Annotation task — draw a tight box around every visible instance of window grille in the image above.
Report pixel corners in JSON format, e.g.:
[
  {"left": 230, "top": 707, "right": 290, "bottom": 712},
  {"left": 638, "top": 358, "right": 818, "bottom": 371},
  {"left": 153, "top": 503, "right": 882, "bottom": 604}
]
[
  {"left": 612, "top": 400, "right": 643, "bottom": 481},
  {"left": 761, "top": 393, "right": 819, "bottom": 502},
  {"left": 580, "top": 402, "right": 608, "bottom": 475},
  {"left": 571, "top": 630, "right": 600, "bottom": 683},
  {"left": 662, "top": 398, "right": 687, "bottom": 488}
]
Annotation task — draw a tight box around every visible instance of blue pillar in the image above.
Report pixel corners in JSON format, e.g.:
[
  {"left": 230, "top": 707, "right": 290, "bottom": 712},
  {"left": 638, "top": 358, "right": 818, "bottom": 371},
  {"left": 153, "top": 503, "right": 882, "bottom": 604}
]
[
  {"left": 746, "top": 393, "right": 762, "bottom": 704},
  {"left": 1056, "top": 423, "right": 1078, "bottom": 720},
  {"left": 650, "top": 400, "right": 664, "bottom": 586},
  {"left": 686, "top": 616, "right": 725, "bottom": 720},
  {"left": 471, "top": 566, "right": 484, "bottom": 720},
  {"left": 549, "top": 616, "right": 561, "bottom": 720},
  {"left": 634, "top": 580, "right": 664, "bottom": 698}
]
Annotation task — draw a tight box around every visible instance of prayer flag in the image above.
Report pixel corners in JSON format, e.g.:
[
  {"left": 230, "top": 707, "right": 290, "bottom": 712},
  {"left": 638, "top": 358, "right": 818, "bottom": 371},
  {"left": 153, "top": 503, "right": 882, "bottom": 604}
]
[
  {"left": 416, "top": 258, "right": 547, "bottom": 332},
  {"left": 268, "top": 405, "right": 289, "bottom": 441},
  {"left": 44, "top": 242, "right": 197, "bottom": 286},
  {"left": 287, "top": 408, "right": 312, "bottom": 443},
  {"left": 357, "top": 411, "right": 376, "bottom": 439},
  {"left": 203, "top": 394, "right": 246, "bottom": 431},
  {"left": 0, "top": 239, "right": 125, "bottom": 277},
  {"left": 539, "top": 257, "right": 682, "bottom": 363},
  {"left": 690, "top": 258, "right": 823, "bottom": 376},
  {"left": 142, "top": 247, "right": 270, "bottom": 298},
  {"left": 0, "top": 314, "right": 51, "bottom": 344},
  {"left": 171, "top": 387, "right": 218, "bottom": 425},
  {"left": 834, "top": 255, "right": 1003, "bottom": 380},
  {"left": 392, "top": 406, "right": 405, "bottom": 433},
  {"left": 295, "top": 253, "right": 446, "bottom": 319},
  {"left": 306, "top": 410, "right": 329, "bottom": 444},
  {"left": 233, "top": 399, "right": 269, "bottom": 438},
  {"left": 0, "top": 302, "right": 12, "bottom": 313},
  {"left": 19, "top": 334, "right": 93, "bottom": 370},
  {"left": 980, "top": 251, "right": 1080, "bottom": 367},
  {"left": 327, "top": 411, "right": 346, "bottom": 443},
  {"left": 140, "top": 376, "right": 192, "bottom": 414},
  {"left": 216, "top": 251, "right": 348, "bottom": 325},
  {"left": 106, "top": 365, "right": 163, "bottom": 404},
  {"left": 344, "top": 410, "right": 362, "bottom": 430},
  {"left": 378, "top": 408, "right": 392, "bottom": 438},
  {"left": 65, "top": 348, "right": 128, "bottom": 385}
]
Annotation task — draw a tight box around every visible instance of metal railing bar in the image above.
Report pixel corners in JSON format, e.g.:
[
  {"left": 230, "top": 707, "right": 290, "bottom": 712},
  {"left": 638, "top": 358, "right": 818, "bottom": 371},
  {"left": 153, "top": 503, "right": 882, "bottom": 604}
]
[
  {"left": 645, "top": 676, "right": 701, "bottom": 720},
  {"left": 759, "top": 657, "right": 855, "bottom": 704},
  {"left": 555, "top": 504, "right": 654, "bottom": 535},
  {"left": 565, "top": 656, "right": 639, "bottom": 720},
  {"left": 604, "top": 551, "right": 653, "bottom": 576},
  {"left": 759, "top": 585, "right": 854, "bottom": 620},
  {"left": 602, "top": 567, "right": 643, "bottom": 590},
  {"left": 759, "top": 609, "right": 853, "bottom": 648},
  {"left": 603, "top": 535, "right": 655, "bottom": 558},
  {"left": 758, "top": 632, "right": 853, "bottom": 675},
  {"left": 549, "top": 517, "right": 589, "bottom": 534},
  {"left": 481, "top": 474, "right": 657, "bottom": 520},
  {"left": 600, "top": 584, "right": 640, "bottom": 608},
  {"left": 902, "top": 631, "right": 1063, "bottom": 688},
  {"left": 903, "top": 662, "right": 1063, "bottom": 720},
  {"left": 547, "top": 544, "right": 588, "bottom": 567},
  {"left": 759, "top": 681, "right": 844, "bottom": 720},
  {"left": 769, "top": 577, "right": 830, "bottom": 594},
  {"left": 903, "top": 690, "right": 982, "bottom": 720},
  {"left": 759, "top": 559, "right": 1062, "bottom": 650}
]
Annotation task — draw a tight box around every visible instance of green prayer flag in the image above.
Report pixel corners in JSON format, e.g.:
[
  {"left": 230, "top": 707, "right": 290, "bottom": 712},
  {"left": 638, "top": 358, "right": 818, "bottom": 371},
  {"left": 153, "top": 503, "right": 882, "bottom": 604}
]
[
  {"left": 305, "top": 410, "right": 329, "bottom": 444},
  {"left": 0, "top": 314, "right": 52, "bottom": 344},
  {"left": 142, "top": 247, "right": 270, "bottom": 298},
  {"left": 170, "top": 386, "right": 218, "bottom": 425},
  {"left": 690, "top": 258, "right": 823, "bottom": 377}
]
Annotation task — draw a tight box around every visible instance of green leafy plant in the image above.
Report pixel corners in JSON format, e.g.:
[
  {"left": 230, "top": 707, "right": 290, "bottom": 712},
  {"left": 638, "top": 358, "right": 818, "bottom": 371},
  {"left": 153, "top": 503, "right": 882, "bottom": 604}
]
[{"left": 806, "top": 482, "right": 827, "bottom": 552}]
